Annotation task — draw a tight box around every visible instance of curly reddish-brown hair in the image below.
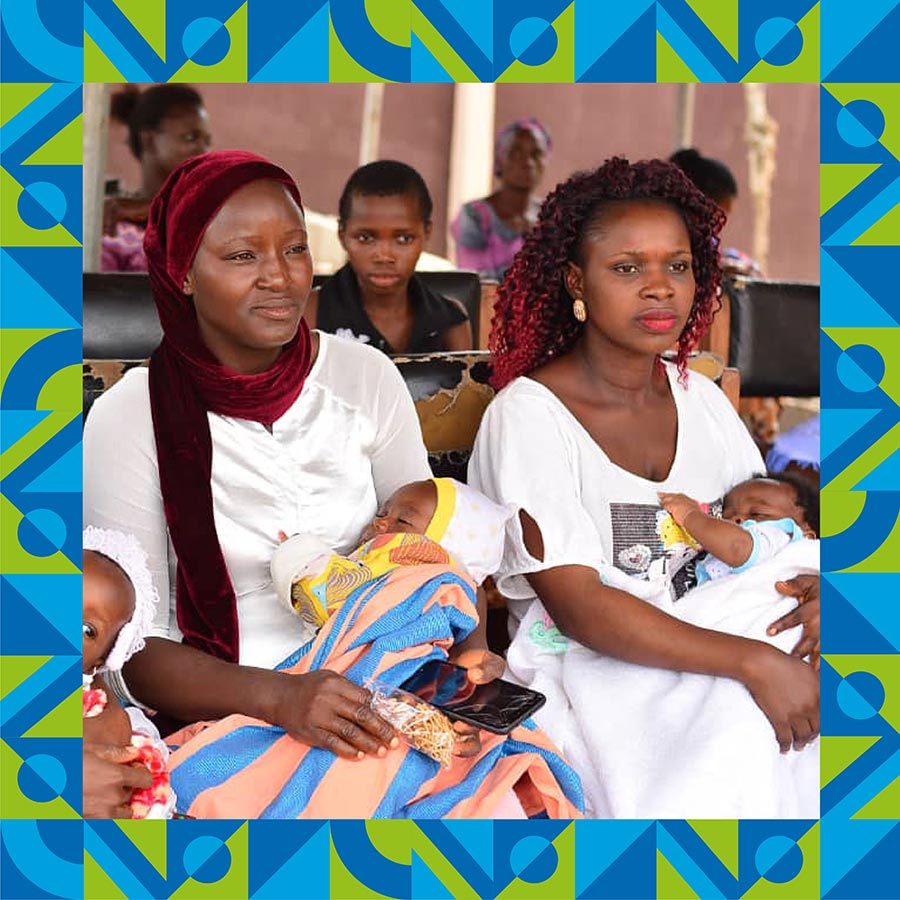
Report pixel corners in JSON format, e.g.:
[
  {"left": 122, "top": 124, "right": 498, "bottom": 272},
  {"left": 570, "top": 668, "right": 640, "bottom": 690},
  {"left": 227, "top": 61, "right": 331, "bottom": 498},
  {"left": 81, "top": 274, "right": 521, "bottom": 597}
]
[{"left": 489, "top": 156, "right": 726, "bottom": 389}]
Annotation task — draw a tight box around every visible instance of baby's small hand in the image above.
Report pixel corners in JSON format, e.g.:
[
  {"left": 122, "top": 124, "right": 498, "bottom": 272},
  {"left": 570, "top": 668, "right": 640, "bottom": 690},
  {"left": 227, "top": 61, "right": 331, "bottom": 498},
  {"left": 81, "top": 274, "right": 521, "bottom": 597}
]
[
  {"left": 658, "top": 492, "right": 702, "bottom": 528},
  {"left": 277, "top": 531, "right": 289, "bottom": 544}
]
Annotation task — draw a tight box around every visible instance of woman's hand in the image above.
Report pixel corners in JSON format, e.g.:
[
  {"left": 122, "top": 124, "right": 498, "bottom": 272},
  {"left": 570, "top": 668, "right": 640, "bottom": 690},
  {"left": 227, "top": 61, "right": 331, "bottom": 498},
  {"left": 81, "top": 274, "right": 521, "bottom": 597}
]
[
  {"left": 83, "top": 743, "right": 153, "bottom": 819},
  {"left": 271, "top": 669, "right": 398, "bottom": 760},
  {"left": 452, "top": 647, "right": 506, "bottom": 685},
  {"left": 769, "top": 575, "right": 821, "bottom": 670},
  {"left": 741, "top": 644, "right": 820, "bottom": 753},
  {"left": 443, "top": 648, "right": 506, "bottom": 758}
]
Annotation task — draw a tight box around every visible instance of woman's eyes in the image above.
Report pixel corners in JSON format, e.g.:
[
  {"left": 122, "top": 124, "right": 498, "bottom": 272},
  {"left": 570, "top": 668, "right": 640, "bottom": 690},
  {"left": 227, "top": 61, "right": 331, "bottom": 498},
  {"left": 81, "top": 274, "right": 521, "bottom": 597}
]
[
  {"left": 354, "top": 233, "right": 416, "bottom": 245},
  {"left": 611, "top": 260, "right": 691, "bottom": 274},
  {"left": 226, "top": 244, "right": 308, "bottom": 262}
]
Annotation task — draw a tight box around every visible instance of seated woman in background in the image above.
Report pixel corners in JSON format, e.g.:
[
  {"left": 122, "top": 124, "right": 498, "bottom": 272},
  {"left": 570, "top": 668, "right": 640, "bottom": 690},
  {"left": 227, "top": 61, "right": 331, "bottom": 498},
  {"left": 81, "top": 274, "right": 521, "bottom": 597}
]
[
  {"left": 305, "top": 160, "right": 472, "bottom": 354},
  {"left": 84, "top": 150, "right": 581, "bottom": 819},
  {"left": 102, "top": 84, "right": 212, "bottom": 272},
  {"left": 451, "top": 118, "right": 551, "bottom": 281},
  {"left": 469, "top": 157, "right": 820, "bottom": 819}
]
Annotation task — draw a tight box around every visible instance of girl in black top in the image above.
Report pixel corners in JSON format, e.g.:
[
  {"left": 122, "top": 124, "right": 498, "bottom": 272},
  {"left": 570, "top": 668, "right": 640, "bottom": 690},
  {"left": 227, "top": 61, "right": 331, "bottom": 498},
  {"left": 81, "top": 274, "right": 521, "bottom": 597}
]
[{"left": 305, "top": 161, "right": 472, "bottom": 354}]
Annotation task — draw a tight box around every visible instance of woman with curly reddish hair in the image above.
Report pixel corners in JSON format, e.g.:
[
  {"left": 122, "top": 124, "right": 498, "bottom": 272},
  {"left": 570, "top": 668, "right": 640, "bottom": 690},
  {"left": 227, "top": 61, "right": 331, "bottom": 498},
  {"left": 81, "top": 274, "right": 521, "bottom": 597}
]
[{"left": 469, "top": 157, "right": 820, "bottom": 818}]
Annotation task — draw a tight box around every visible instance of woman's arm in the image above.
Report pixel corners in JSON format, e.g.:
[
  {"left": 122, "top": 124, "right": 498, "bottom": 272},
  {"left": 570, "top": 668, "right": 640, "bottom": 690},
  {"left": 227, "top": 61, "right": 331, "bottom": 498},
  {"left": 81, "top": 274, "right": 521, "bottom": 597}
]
[
  {"left": 448, "top": 586, "right": 504, "bottom": 681},
  {"left": 451, "top": 202, "right": 499, "bottom": 275},
  {"left": 519, "top": 514, "right": 818, "bottom": 753},
  {"left": 124, "top": 637, "right": 397, "bottom": 759},
  {"left": 103, "top": 195, "right": 150, "bottom": 235}
]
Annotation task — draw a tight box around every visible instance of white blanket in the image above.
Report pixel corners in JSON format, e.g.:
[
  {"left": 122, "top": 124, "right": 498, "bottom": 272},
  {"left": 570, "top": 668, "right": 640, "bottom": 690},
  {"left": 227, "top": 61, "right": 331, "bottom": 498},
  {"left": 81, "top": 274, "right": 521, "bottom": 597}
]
[{"left": 506, "top": 539, "right": 820, "bottom": 819}]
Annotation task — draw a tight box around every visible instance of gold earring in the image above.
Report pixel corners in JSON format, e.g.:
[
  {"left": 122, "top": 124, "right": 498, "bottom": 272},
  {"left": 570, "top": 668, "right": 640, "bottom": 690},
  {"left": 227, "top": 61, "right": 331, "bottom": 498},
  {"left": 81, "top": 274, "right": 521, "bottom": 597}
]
[{"left": 573, "top": 298, "right": 587, "bottom": 323}]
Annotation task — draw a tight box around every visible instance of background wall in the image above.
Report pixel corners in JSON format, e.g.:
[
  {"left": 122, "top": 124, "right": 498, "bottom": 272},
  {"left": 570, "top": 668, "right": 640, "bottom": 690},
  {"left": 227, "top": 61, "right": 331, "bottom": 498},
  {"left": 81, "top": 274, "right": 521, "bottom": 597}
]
[{"left": 106, "top": 82, "right": 819, "bottom": 282}]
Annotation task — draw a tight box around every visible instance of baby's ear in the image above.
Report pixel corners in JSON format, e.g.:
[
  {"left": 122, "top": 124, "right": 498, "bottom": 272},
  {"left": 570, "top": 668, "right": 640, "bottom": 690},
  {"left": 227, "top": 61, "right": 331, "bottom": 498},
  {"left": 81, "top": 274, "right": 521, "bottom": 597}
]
[{"left": 182, "top": 272, "right": 195, "bottom": 296}]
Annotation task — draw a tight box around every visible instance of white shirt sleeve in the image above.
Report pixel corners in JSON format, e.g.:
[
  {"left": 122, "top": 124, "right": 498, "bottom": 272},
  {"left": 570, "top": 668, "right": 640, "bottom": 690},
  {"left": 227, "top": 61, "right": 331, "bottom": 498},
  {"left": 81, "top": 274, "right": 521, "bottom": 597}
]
[
  {"left": 83, "top": 345, "right": 432, "bottom": 660},
  {"left": 469, "top": 387, "right": 608, "bottom": 599},
  {"left": 367, "top": 352, "right": 431, "bottom": 501},
  {"left": 83, "top": 369, "right": 173, "bottom": 641}
]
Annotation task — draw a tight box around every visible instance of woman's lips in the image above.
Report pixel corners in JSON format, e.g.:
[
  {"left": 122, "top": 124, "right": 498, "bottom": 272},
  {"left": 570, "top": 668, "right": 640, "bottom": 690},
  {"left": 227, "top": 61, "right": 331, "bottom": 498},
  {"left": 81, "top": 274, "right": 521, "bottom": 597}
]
[
  {"left": 636, "top": 312, "right": 679, "bottom": 332},
  {"left": 368, "top": 273, "right": 400, "bottom": 288},
  {"left": 254, "top": 304, "right": 297, "bottom": 321}
]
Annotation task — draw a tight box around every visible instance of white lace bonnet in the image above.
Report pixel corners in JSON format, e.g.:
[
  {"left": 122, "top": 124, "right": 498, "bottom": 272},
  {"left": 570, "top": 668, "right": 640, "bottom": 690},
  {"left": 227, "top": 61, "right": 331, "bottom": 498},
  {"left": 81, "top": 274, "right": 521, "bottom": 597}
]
[{"left": 83, "top": 526, "right": 158, "bottom": 672}]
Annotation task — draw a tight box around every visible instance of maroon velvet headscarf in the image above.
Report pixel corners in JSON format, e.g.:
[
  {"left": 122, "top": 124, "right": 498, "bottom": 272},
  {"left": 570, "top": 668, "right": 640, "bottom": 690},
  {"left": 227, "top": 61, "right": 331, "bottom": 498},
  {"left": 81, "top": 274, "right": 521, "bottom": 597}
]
[{"left": 143, "top": 150, "right": 313, "bottom": 663}]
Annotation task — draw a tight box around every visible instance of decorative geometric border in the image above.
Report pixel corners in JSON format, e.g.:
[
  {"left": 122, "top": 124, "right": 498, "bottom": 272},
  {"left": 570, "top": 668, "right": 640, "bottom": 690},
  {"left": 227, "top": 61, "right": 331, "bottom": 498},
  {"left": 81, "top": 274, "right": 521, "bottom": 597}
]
[{"left": 1, "top": 1, "right": 896, "bottom": 897}]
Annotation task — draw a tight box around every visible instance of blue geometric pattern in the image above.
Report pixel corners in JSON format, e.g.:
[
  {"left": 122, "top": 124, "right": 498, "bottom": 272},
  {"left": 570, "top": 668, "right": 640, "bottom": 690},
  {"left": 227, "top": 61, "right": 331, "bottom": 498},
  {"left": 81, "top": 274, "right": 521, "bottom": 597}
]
[{"left": 0, "top": 1, "right": 898, "bottom": 898}]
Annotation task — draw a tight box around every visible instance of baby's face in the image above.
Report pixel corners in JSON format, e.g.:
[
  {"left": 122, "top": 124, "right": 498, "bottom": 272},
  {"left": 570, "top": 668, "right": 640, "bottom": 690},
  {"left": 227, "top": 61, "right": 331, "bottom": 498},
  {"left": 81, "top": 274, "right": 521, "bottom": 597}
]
[
  {"left": 722, "top": 479, "right": 807, "bottom": 532},
  {"left": 360, "top": 481, "right": 438, "bottom": 542},
  {"left": 82, "top": 552, "right": 136, "bottom": 673}
]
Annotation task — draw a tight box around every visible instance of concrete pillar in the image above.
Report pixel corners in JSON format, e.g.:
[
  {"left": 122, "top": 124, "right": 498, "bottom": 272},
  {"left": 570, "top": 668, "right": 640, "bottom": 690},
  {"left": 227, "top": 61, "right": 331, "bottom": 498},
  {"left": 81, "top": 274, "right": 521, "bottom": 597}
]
[
  {"left": 446, "top": 83, "right": 496, "bottom": 261},
  {"left": 674, "top": 83, "right": 696, "bottom": 150},
  {"left": 358, "top": 83, "right": 385, "bottom": 166},
  {"left": 744, "top": 84, "right": 778, "bottom": 275},
  {"left": 83, "top": 83, "right": 110, "bottom": 272}
]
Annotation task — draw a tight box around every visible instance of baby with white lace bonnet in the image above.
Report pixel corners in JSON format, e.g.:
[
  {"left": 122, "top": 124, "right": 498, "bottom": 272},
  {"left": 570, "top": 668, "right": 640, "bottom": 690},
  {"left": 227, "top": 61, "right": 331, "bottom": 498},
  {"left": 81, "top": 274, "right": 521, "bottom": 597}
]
[{"left": 83, "top": 526, "right": 174, "bottom": 818}]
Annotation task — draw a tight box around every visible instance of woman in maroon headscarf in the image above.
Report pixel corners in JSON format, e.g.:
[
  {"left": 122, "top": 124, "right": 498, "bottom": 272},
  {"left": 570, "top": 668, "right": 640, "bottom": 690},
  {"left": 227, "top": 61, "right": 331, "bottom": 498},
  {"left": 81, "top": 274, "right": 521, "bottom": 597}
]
[{"left": 84, "top": 151, "right": 436, "bottom": 758}]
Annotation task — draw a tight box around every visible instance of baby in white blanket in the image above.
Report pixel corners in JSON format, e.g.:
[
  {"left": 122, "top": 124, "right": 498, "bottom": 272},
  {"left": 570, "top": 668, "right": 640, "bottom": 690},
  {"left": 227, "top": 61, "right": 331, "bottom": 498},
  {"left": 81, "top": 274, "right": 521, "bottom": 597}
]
[
  {"left": 509, "top": 474, "right": 820, "bottom": 819},
  {"left": 659, "top": 471, "right": 819, "bottom": 665}
]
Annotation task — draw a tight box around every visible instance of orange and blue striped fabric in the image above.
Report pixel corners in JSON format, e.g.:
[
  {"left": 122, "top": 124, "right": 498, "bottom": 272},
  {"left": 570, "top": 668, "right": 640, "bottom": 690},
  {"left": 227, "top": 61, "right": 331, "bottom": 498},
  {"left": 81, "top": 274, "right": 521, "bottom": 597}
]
[{"left": 168, "top": 563, "right": 584, "bottom": 818}]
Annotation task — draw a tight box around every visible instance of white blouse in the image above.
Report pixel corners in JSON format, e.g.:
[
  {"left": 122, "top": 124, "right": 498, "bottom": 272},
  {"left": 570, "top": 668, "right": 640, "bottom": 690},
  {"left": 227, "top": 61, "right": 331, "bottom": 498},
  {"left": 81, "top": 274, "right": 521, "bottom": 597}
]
[
  {"left": 468, "top": 363, "right": 765, "bottom": 624},
  {"left": 84, "top": 332, "right": 431, "bottom": 669}
]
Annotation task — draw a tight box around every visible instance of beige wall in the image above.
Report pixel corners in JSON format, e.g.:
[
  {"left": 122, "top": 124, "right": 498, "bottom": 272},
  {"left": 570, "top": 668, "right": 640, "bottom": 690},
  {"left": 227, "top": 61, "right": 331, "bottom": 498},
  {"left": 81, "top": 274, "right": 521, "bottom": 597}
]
[{"left": 106, "top": 83, "right": 818, "bottom": 281}]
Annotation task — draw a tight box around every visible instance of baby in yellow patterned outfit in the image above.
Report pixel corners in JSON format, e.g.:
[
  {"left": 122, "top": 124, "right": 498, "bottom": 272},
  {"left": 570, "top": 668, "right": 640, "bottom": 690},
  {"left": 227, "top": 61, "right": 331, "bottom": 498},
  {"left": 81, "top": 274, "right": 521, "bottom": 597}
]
[{"left": 271, "top": 478, "right": 513, "bottom": 631}]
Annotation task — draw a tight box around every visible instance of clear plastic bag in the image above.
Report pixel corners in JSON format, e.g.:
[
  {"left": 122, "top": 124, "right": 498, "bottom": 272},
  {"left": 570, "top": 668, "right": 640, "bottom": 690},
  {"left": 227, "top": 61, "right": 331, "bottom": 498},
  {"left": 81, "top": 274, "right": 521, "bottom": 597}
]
[{"left": 366, "top": 679, "right": 455, "bottom": 768}]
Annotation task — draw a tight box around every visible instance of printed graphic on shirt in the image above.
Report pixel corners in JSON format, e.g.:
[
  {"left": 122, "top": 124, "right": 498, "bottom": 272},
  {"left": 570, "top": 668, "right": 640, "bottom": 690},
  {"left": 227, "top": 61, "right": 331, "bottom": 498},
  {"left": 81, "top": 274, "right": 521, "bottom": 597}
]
[{"left": 610, "top": 499, "right": 723, "bottom": 600}]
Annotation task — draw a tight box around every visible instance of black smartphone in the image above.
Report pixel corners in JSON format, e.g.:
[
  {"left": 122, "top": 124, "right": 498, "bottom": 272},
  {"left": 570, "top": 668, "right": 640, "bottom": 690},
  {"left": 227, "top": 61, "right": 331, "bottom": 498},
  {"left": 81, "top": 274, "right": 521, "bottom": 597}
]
[{"left": 399, "top": 659, "right": 546, "bottom": 735}]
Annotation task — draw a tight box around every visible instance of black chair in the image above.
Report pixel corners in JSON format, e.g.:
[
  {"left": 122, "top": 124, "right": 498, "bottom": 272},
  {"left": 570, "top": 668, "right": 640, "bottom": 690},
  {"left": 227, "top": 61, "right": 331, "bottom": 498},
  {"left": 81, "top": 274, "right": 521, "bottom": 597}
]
[
  {"left": 83, "top": 269, "right": 483, "bottom": 359},
  {"left": 83, "top": 272, "right": 160, "bottom": 360},
  {"left": 312, "top": 270, "right": 482, "bottom": 345},
  {"left": 724, "top": 278, "right": 819, "bottom": 397}
]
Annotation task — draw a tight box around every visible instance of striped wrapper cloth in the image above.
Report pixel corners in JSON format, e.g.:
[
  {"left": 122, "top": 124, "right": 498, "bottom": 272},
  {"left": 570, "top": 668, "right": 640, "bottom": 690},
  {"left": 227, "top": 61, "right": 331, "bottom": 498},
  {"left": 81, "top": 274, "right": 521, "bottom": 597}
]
[{"left": 168, "top": 563, "right": 584, "bottom": 819}]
